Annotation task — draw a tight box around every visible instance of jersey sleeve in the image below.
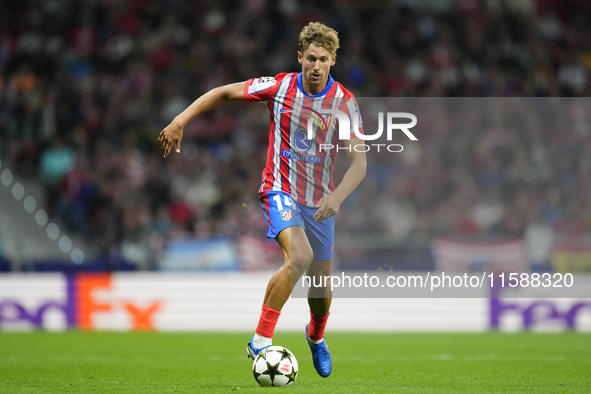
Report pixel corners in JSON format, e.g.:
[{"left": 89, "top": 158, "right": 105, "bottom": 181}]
[{"left": 243, "top": 74, "right": 285, "bottom": 102}]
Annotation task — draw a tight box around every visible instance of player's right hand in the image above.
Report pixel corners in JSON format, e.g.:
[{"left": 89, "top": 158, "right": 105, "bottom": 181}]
[
  {"left": 158, "top": 120, "right": 183, "bottom": 158},
  {"left": 313, "top": 194, "right": 342, "bottom": 222}
]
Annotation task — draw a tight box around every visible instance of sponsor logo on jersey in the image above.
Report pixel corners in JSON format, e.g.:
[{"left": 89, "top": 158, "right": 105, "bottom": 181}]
[
  {"left": 281, "top": 149, "right": 323, "bottom": 163},
  {"left": 293, "top": 128, "right": 313, "bottom": 153}
]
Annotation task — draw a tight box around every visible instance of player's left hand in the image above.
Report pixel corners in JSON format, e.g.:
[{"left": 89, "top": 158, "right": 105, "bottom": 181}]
[{"left": 313, "top": 194, "right": 341, "bottom": 222}]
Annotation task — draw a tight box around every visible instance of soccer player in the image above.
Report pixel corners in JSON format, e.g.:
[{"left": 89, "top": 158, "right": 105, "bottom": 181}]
[{"left": 159, "top": 22, "right": 366, "bottom": 378}]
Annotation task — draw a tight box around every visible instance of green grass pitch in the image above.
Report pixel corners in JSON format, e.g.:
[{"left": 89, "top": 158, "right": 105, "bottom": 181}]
[{"left": 0, "top": 332, "right": 589, "bottom": 393}]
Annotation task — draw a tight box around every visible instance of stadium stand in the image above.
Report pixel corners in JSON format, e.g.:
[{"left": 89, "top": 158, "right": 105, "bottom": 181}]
[{"left": 0, "top": 0, "right": 590, "bottom": 270}]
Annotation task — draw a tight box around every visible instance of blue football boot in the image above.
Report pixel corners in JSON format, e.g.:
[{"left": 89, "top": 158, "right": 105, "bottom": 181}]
[
  {"left": 305, "top": 324, "right": 332, "bottom": 377},
  {"left": 246, "top": 336, "right": 270, "bottom": 360}
]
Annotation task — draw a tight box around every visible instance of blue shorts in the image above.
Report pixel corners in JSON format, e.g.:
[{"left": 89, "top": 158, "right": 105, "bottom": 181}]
[{"left": 259, "top": 191, "right": 335, "bottom": 260}]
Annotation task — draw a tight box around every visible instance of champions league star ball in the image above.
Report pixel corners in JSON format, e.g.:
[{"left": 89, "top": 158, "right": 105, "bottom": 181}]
[{"left": 252, "top": 346, "right": 298, "bottom": 387}]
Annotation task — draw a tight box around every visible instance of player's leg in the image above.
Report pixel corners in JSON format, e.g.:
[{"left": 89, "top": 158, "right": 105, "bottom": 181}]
[
  {"left": 262, "top": 226, "right": 314, "bottom": 310},
  {"left": 306, "top": 257, "right": 332, "bottom": 338},
  {"left": 300, "top": 206, "right": 335, "bottom": 377},
  {"left": 248, "top": 192, "right": 313, "bottom": 359},
  {"left": 248, "top": 226, "right": 313, "bottom": 358},
  {"left": 304, "top": 257, "right": 334, "bottom": 378}
]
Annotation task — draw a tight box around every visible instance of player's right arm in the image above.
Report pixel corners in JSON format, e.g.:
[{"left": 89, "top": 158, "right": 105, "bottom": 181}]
[{"left": 158, "top": 81, "right": 246, "bottom": 157}]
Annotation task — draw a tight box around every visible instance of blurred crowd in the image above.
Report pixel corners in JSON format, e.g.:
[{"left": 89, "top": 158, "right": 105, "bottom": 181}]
[
  {"left": 340, "top": 98, "right": 590, "bottom": 253},
  {"left": 1, "top": 0, "right": 590, "bottom": 268}
]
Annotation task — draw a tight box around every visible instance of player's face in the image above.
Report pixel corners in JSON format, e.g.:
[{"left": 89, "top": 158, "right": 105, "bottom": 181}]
[{"left": 298, "top": 44, "right": 336, "bottom": 95}]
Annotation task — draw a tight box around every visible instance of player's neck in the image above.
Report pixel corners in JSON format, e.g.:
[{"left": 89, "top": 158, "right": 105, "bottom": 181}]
[{"left": 301, "top": 78, "right": 328, "bottom": 96}]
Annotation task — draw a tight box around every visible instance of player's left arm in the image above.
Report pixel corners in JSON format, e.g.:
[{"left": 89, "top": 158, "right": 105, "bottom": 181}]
[
  {"left": 313, "top": 138, "right": 367, "bottom": 222},
  {"left": 158, "top": 81, "right": 247, "bottom": 157}
]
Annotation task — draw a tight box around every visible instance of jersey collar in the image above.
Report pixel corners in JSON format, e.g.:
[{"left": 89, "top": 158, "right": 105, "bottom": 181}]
[{"left": 297, "top": 72, "right": 334, "bottom": 98}]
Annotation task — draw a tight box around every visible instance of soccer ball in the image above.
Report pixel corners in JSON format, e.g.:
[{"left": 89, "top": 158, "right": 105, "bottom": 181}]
[{"left": 252, "top": 346, "right": 298, "bottom": 387}]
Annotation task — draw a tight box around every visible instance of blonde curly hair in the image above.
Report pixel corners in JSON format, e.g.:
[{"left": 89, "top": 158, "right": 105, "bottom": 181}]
[{"left": 298, "top": 22, "right": 340, "bottom": 55}]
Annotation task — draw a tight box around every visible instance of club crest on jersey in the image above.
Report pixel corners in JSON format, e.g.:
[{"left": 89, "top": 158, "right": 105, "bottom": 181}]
[
  {"left": 306, "top": 109, "right": 332, "bottom": 131},
  {"left": 280, "top": 108, "right": 332, "bottom": 132},
  {"left": 281, "top": 210, "right": 292, "bottom": 221}
]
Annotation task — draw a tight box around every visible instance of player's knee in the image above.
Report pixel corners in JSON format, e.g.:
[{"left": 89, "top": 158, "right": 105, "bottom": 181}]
[
  {"left": 287, "top": 248, "right": 313, "bottom": 276},
  {"left": 307, "top": 263, "right": 331, "bottom": 278}
]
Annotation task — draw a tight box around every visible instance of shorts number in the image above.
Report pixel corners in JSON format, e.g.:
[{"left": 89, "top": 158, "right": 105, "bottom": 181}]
[{"left": 273, "top": 194, "right": 294, "bottom": 211}]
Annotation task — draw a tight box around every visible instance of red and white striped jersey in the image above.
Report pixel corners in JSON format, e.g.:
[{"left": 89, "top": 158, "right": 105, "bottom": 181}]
[{"left": 243, "top": 72, "right": 363, "bottom": 207}]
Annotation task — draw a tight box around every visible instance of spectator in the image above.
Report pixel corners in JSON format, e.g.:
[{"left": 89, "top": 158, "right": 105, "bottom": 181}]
[{"left": 39, "top": 137, "right": 76, "bottom": 215}]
